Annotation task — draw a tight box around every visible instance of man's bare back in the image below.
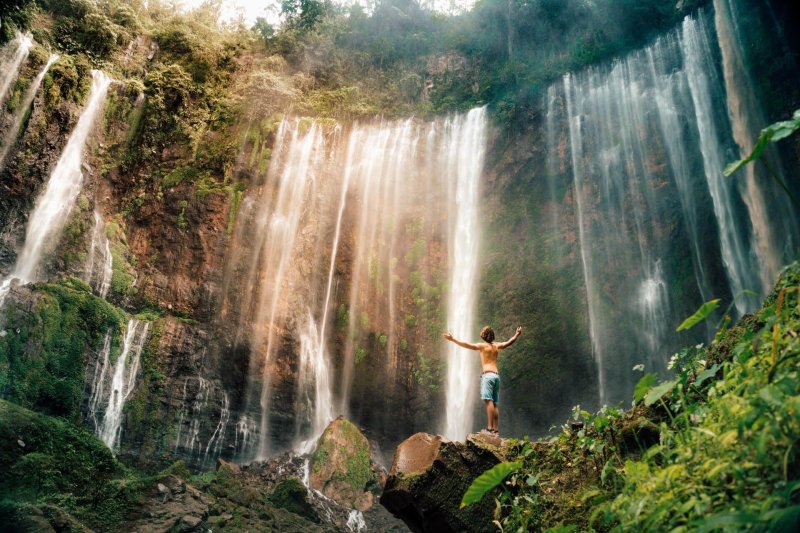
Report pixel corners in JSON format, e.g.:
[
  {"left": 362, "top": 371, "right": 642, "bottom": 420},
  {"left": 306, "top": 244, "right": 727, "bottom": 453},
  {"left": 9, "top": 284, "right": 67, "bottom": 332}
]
[
  {"left": 443, "top": 325, "right": 522, "bottom": 435},
  {"left": 443, "top": 326, "right": 522, "bottom": 372}
]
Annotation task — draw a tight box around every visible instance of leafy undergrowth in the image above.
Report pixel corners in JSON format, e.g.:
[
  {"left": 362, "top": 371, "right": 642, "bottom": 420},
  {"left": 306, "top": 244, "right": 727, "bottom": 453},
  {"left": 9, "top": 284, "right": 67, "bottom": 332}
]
[{"left": 492, "top": 262, "right": 800, "bottom": 532}]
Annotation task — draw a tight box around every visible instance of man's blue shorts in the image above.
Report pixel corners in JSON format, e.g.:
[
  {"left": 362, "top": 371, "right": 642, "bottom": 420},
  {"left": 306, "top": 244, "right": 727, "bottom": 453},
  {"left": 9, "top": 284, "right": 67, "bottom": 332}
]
[{"left": 480, "top": 372, "right": 500, "bottom": 405}]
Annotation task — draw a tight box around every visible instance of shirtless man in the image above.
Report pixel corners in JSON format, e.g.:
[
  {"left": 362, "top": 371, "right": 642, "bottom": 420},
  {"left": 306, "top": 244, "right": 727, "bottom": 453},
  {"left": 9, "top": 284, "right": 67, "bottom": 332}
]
[{"left": 443, "top": 325, "right": 522, "bottom": 435}]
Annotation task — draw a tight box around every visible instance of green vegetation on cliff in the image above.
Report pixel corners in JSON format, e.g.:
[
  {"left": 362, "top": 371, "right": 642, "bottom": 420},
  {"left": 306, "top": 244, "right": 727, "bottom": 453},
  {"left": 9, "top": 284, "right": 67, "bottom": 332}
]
[
  {"left": 0, "top": 279, "right": 125, "bottom": 420},
  {"left": 481, "top": 263, "right": 800, "bottom": 531}
]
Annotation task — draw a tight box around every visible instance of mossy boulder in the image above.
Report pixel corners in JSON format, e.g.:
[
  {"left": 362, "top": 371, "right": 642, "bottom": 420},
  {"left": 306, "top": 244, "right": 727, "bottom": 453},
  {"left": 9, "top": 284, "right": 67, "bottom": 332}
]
[
  {"left": 270, "top": 477, "right": 319, "bottom": 522},
  {"left": 380, "top": 431, "right": 511, "bottom": 533},
  {"left": 309, "top": 416, "right": 384, "bottom": 511}
]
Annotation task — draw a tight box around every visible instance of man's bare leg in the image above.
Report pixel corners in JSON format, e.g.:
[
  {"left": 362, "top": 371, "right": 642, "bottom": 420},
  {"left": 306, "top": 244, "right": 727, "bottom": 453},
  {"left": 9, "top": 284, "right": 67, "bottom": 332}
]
[
  {"left": 484, "top": 400, "right": 493, "bottom": 430},
  {"left": 493, "top": 405, "right": 500, "bottom": 434}
]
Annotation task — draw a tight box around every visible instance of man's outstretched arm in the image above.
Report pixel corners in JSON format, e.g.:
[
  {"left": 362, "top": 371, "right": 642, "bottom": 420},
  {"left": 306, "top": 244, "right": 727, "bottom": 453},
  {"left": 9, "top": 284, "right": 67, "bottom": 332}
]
[
  {"left": 498, "top": 326, "right": 522, "bottom": 349},
  {"left": 443, "top": 332, "right": 481, "bottom": 350}
]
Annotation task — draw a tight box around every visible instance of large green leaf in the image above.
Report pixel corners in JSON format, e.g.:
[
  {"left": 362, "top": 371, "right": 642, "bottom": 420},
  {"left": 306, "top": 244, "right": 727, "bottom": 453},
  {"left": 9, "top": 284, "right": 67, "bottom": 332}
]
[
  {"left": 644, "top": 379, "right": 678, "bottom": 407},
  {"left": 633, "top": 373, "right": 657, "bottom": 404},
  {"left": 724, "top": 108, "right": 800, "bottom": 176},
  {"left": 693, "top": 364, "right": 721, "bottom": 389},
  {"left": 676, "top": 299, "right": 721, "bottom": 332},
  {"left": 460, "top": 461, "right": 522, "bottom": 508}
]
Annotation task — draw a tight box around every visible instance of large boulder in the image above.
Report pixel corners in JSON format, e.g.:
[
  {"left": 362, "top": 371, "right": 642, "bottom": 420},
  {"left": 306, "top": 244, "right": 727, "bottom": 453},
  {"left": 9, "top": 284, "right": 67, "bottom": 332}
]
[
  {"left": 380, "top": 431, "right": 510, "bottom": 533},
  {"left": 309, "top": 416, "right": 386, "bottom": 511}
]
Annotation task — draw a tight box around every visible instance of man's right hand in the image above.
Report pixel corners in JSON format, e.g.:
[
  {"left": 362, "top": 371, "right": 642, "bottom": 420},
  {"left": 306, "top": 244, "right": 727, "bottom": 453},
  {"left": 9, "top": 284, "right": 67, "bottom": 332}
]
[
  {"left": 515, "top": 326, "right": 522, "bottom": 337},
  {"left": 443, "top": 332, "right": 454, "bottom": 341}
]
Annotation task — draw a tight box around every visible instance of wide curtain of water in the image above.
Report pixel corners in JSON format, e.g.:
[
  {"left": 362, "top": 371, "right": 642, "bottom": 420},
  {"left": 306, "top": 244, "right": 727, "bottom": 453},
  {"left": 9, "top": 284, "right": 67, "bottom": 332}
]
[
  {"left": 544, "top": 7, "right": 797, "bottom": 405},
  {"left": 223, "top": 109, "right": 488, "bottom": 459}
]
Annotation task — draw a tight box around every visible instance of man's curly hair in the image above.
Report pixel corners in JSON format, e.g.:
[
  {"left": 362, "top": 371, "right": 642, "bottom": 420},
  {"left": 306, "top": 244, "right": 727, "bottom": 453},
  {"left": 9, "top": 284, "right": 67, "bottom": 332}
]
[{"left": 480, "top": 326, "right": 495, "bottom": 343}]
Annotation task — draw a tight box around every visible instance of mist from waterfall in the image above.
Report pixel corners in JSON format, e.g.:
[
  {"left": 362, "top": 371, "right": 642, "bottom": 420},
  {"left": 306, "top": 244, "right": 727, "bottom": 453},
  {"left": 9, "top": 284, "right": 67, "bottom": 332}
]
[
  {"left": 225, "top": 109, "right": 487, "bottom": 458},
  {"left": 546, "top": 7, "right": 796, "bottom": 405},
  {"left": 0, "top": 71, "right": 111, "bottom": 305}
]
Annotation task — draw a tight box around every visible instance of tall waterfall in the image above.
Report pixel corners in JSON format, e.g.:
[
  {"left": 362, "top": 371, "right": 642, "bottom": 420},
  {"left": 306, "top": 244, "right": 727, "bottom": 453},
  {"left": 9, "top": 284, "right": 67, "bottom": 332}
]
[
  {"left": 0, "top": 54, "right": 59, "bottom": 170},
  {"left": 226, "top": 109, "right": 488, "bottom": 458},
  {"left": 545, "top": 8, "right": 796, "bottom": 405},
  {"left": 0, "top": 33, "right": 33, "bottom": 107},
  {"left": 443, "top": 108, "right": 487, "bottom": 440},
  {"left": 0, "top": 71, "right": 111, "bottom": 305}
]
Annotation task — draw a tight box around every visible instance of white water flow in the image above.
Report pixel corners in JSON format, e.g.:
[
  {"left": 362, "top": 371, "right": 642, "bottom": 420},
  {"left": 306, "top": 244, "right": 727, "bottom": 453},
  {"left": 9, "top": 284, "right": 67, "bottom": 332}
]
[
  {"left": 225, "top": 110, "right": 488, "bottom": 457},
  {"left": 547, "top": 9, "right": 792, "bottom": 404},
  {"left": 443, "top": 107, "right": 487, "bottom": 440},
  {"left": 0, "top": 71, "right": 111, "bottom": 305},
  {"left": 339, "top": 119, "right": 418, "bottom": 415},
  {"left": 0, "top": 54, "right": 58, "bottom": 170},
  {"left": 87, "top": 331, "right": 113, "bottom": 432},
  {"left": 714, "top": 0, "right": 785, "bottom": 292},
  {"left": 0, "top": 33, "right": 32, "bottom": 107},
  {"left": 84, "top": 211, "right": 113, "bottom": 298},
  {"left": 251, "top": 121, "right": 324, "bottom": 458},
  {"left": 99, "top": 319, "right": 150, "bottom": 449},
  {"left": 680, "top": 13, "right": 758, "bottom": 315}
]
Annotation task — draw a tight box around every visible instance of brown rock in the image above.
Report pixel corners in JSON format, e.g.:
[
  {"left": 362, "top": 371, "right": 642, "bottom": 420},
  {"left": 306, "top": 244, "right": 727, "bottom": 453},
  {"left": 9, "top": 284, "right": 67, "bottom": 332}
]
[{"left": 380, "top": 432, "right": 510, "bottom": 533}]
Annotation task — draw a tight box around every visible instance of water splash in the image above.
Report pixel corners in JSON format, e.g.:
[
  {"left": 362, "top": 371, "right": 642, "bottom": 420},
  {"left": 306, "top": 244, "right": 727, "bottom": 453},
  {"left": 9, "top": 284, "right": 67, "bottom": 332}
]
[
  {"left": 0, "top": 53, "right": 58, "bottom": 170},
  {"left": 0, "top": 71, "right": 112, "bottom": 305},
  {"left": 0, "top": 32, "right": 33, "bottom": 107},
  {"left": 98, "top": 319, "right": 150, "bottom": 449}
]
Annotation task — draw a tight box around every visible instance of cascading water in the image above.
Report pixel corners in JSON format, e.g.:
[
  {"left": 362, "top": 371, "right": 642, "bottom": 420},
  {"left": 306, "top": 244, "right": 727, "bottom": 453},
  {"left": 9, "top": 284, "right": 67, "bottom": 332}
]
[
  {"left": 442, "top": 108, "right": 487, "bottom": 440},
  {"left": 0, "top": 53, "right": 59, "bottom": 170},
  {"left": 83, "top": 211, "right": 114, "bottom": 298},
  {"left": 547, "top": 8, "right": 796, "bottom": 405},
  {"left": 0, "top": 70, "right": 112, "bottom": 305},
  {"left": 97, "top": 319, "right": 150, "bottom": 449},
  {"left": 0, "top": 33, "right": 33, "bottom": 107},
  {"left": 225, "top": 109, "right": 488, "bottom": 458}
]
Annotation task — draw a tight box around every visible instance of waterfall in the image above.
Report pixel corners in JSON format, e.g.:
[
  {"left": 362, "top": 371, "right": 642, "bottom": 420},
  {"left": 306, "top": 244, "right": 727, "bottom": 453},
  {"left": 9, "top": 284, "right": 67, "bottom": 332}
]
[
  {"left": 0, "top": 33, "right": 32, "bottom": 107},
  {"left": 713, "top": 0, "right": 794, "bottom": 292},
  {"left": 0, "top": 71, "right": 111, "bottom": 305},
  {"left": 97, "top": 319, "right": 150, "bottom": 449},
  {"left": 87, "top": 331, "right": 113, "bottom": 432},
  {"left": 225, "top": 110, "right": 488, "bottom": 457},
  {"left": 442, "top": 107, "right": 487, "bottom": 440},
  {"left": 547, "top": 8, "right": 794, "bottom": 404},
  {"left": 0, "top": 54, "right": 59, "bottom": 170},
  {"left": 83, "top": 211, "right": 114, "bottom": 298}
]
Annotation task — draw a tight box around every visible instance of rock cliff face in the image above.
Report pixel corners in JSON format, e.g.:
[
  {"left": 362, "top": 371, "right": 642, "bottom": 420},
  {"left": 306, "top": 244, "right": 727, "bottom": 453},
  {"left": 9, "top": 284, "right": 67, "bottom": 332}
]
[
  {"left": 1, "top": 0, "right": 800, "bottom": 488},
  {"left": 381, "top": 432, "right": 510, "bottom": 533}
]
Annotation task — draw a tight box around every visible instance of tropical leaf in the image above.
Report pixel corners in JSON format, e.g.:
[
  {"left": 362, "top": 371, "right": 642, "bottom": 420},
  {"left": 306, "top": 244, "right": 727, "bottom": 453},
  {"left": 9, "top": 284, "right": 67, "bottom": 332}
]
[
  {"left": 633, "top": 372, "right": 657, "bottom": 403},
  {"left": 697, "top": 512, "right": 760, "bottom": 532},
  {"left": 460, "top": 461, "right": 522, "bottom": 508},
  {"left": 693, "top": 364, "right": 721, "bottom": 388},
  {"left": 676, "top": 299, "right": 721, "bottom": 332},
  {"left": 644, "top": 379, "right": 678, "bottom": 407},
  {"left": 724, "top": 108, "right": 800, "bottom": 176},
  {"left": 766, "top": 504, "right": 800, "bottom": 532}
]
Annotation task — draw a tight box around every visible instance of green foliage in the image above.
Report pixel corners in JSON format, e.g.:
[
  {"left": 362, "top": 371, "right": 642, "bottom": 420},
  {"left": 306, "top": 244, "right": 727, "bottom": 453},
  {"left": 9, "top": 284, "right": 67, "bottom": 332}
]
[
  {"left": 0, "top": 279, "right": 125, "bottom": 419},
  {"left": 461, "top": 461, "right": 522, "bottom": 508},
  {"left": 354, "top": 346, "right": 367, "bottom": 365},
  {"left": 724, "top": 109, "right": 800, "bottom": 177},
  {"left": 632, "top": 372, "right": 657, "bottom": 404},
  {"left": 495, "top": 262, "right": 800, "bottom": 531},
  {"left": 676, "top": 299, "right": 721, "bottom": 332},
  {"left": 411, "top": 352, "right": 444, "bottom": 392}
]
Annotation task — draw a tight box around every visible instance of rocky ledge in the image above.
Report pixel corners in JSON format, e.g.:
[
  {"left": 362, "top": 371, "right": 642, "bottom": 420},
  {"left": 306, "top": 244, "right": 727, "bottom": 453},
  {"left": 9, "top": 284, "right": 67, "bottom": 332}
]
[{"left": 380, "top": 431, "right": 511, "bottom": 533}]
